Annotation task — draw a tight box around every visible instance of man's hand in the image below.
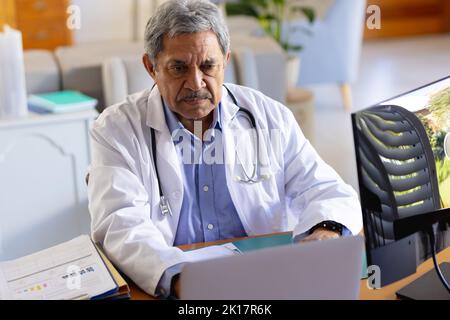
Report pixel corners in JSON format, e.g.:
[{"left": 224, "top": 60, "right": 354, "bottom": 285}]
[{"left": 301, "top": 227, "right": 341, "bottom": 242}]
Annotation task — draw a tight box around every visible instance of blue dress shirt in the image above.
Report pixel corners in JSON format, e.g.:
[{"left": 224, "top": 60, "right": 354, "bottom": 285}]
[
  {"left": 155, "top": 101, "right": 247, "bottom": 298},
  {"left": 154, "top": 100, "right": 351, "bottom": 298}
]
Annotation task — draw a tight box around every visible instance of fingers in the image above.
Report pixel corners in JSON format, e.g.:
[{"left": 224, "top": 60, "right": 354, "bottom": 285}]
[{"left": 301, "top": 229, "right": 340, "bottom": 243}]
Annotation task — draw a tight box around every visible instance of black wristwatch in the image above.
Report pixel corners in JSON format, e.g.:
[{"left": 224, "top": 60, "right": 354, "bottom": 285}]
[{"left": 309, "top": 220, "right": 344, "bottom": 235}]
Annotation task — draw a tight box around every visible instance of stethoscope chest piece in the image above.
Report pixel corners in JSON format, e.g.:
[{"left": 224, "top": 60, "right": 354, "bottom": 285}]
[{"left": 159, "top": 195, "right": 173, "bottom": 217}]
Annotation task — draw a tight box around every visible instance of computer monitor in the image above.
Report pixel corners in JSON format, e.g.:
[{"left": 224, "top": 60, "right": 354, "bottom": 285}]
[{"left": 352, "top": 76, "right": 450, "bottom": 287}]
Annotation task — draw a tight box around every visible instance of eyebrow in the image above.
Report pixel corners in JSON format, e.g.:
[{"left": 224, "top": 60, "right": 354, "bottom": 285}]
[
  {"left": 168, "top": 58, "right": 219, "bottom": 65},
  {"left": 169, "top": 59, "right": 187, "bottom": 65},
  {"left": 203, "top": 58, "right": 218, "bottom": 64}
]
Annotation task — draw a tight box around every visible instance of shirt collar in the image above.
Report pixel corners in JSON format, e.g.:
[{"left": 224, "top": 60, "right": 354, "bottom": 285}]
[{"left": 162, "top": 99, "right": 223, "bottom": 137}]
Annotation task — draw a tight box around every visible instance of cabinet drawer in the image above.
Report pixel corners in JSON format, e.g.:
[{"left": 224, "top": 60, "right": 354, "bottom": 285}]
[
  {"left": 20, "top": 18, "right": 71, "bottom": 50},
  {"left": 15, "top": 0, "right": 68, "bottom": 20},
  {"left": 0, "top": 0, "right": 17, "bottom": 28},
  {"left": 369, "top": 0, "right": 443, "bottom": 11}
]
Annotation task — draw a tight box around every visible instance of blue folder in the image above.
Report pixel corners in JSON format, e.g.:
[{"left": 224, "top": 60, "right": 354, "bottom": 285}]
[{"left": 232, "top": 233, "right": 368, "bottom": 279}]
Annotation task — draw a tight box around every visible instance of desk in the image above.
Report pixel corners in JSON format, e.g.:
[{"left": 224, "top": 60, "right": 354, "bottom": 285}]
[{"left": 127, "top": 233, "right": 450, "bottom": 300}]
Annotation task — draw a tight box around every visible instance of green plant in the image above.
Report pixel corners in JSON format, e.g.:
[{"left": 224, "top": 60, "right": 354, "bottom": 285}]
[{"left": 226, "top": 0, "right": 316, "bottom": 53}]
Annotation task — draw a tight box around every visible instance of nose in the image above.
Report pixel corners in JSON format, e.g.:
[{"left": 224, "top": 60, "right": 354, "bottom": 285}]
[{"left": 184, "top": 67, "right": 206, "bottom": 91}]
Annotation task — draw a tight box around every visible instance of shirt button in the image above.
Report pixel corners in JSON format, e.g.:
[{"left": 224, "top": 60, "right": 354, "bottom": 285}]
[
  {"left": 203, "top": 185, "right": 209, "bottom": 192},
  {"left": 172, "top": 190, "right": 181, "bottom": 199},
  {"left": 207, "top": 224, "right": 214, "bottom": 230}
]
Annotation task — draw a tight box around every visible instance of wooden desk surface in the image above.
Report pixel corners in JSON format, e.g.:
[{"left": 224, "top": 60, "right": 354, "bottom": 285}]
[{"left": 127, "top": 233, "right": 450, "bottom": 300}]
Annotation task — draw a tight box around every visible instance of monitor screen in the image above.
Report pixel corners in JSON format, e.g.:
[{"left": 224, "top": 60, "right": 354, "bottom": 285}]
[
  {"left": 380, "top": 77, "right": 450, "bottom": 210},
  {"left": 352, "top": 76, "right": 450, "bottom": 270}
]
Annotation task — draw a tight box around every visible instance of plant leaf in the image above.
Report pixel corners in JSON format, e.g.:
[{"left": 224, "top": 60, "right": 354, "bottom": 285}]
[
  {"left": 284, "top": 43, "right": 303, "bottom": 52},
  {"left": 291, "top": 6, "right": 316, "bottom": 23},
  {"left": 225, "top": 3, "right": 259, "bottom": 17}
]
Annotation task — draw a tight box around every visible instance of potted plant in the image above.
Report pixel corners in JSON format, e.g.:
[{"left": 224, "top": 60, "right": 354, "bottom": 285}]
[{"left": 226, "top": 0, "right": 316, "bottom": 88}]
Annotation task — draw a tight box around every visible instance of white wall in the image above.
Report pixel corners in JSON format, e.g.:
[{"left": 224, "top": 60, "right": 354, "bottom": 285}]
[
  {"left": 71, "top": 0, "right": 214, "bottom": 44},
  {"left": 72, "top": 0, "right": 166, "bottom": 44},
  {"left": 136, "top": 0, "right": 169, "bottom": 40},
  {"left": 72, "top": 0, "right": 133, "bottom": 43}
]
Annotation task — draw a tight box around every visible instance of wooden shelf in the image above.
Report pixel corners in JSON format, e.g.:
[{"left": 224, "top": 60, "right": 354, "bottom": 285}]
[
  {"left": 0, "top": 0, "right": 72, "bottom": 50},
  {"left": 365, "top": 0, "right": 450, "bottom": 39}
]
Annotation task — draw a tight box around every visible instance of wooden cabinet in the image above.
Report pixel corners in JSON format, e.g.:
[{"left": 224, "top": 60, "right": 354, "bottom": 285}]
[
  {"left": 365, "top": 0, "right": 450, "bottom": 39},
  {"left": 0, "top": 0, "right": 72, "bottom": 50}
]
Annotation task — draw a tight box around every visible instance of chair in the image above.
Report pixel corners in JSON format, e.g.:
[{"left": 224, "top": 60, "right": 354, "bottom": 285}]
[
  {"left": 23, "top": 50, "right": 61, "bottom": 94},
  {"left": 290, "top": 0, "right": 367, "bottom": 111},
  {"left": 101, "top": 48, "right": 260, "bottom": 107}
]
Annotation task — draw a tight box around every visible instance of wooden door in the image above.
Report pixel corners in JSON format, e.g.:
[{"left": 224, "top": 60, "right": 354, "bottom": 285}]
[{"left": 365, "top": 0, "right": 450, "bottom": 39}]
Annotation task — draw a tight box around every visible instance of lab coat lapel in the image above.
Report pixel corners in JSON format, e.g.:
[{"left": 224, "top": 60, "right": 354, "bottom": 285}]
[
  {"left": 221, "top": 87, "right": 254, "bottom": 234},
  {"left": 221, "top": 85, "right": 279, "bottom": 235},
  {"left": 146, "top": 87, "right": 183, "bottom": 241}
]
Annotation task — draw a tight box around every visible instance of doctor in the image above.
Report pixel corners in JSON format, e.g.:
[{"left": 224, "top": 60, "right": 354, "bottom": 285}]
[{"left": 88, "top": 0, "right": 362, "bottom": 299}]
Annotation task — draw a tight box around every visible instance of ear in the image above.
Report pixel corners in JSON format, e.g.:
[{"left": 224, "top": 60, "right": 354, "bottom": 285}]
[
  {"left": 224, "top": 51, "right": 231, "bottom": 67},
  {"left": 143, "top": 54, "right": 157, "bottom": 81}
]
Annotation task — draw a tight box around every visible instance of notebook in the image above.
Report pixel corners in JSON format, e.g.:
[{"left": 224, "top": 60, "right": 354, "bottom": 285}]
[
  {"left": 28, "top": 90, "right": 98, "bottom": 113},
  {"left": 0, "top": 235, "right": 129, "bottom": 300}
]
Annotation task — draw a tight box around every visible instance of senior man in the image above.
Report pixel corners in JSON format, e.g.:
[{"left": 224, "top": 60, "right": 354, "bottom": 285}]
[{"left": 88, "top": 0, "right": 362, "bottom": 298}]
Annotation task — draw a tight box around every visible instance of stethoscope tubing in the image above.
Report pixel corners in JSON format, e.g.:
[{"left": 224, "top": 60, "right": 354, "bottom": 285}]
[{"left": 149, "top": 84, "right": 259, "bottom": 214}]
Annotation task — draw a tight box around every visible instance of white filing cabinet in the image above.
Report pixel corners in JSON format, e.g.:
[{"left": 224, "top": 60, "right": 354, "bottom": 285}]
[{"left": 0, "top": 110, "right": 98, "bottom": 261}]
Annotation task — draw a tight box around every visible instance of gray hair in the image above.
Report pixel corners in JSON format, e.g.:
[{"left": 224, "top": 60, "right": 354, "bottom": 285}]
[{"left": 144, "top": 0, "right": 230, "bottom": 63}]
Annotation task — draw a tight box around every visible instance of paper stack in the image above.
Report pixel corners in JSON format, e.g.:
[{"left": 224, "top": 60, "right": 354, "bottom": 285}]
[
  {"left": 0, "top": 235, "right": 130, "bottom": 300},
  {"left": 0, "top": 25, "right": 28, "bottom": 119}
]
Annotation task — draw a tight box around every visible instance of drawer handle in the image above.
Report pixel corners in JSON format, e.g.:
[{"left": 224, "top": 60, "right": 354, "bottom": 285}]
[{"left": 33, "top": 1, "right": 48, "bottom": 11}]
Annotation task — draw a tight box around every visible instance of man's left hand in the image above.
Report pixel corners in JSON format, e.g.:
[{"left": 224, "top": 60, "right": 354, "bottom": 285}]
[{"left": 301, "top": 227, "right": 340, "bottom": 242}]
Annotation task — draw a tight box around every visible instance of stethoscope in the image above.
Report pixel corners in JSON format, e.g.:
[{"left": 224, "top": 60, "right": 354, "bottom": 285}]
[{"left": 150, "top": 84, "right": 266, "bottom": 217}]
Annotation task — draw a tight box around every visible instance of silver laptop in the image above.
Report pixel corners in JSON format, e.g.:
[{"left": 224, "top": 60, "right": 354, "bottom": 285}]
[{"left": 179, "top": 235, "right": 364, "bottom": 300}]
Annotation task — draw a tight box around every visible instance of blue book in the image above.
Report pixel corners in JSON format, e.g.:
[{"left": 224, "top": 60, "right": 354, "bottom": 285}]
[
  {"left": 28, "top": 90, "right": 97, "bottom": 113},
  {"left": 233, "top": 233, "right": 368, "bottom": 279},
  {"left": 233, "top": 233, "right": 293, "bottom": 252}
]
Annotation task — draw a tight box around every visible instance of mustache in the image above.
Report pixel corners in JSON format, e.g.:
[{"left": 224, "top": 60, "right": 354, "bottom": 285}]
[{"left": 177, "top": 90, "right": 212, "bottom": 102}]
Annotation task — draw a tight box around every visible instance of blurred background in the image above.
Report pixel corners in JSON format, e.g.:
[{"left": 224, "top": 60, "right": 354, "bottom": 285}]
[{"left": 0, "top": 0, "right": 449, "bottom": 259}]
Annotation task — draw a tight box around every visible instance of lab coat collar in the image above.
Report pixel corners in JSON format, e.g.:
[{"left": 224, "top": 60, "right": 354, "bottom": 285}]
[
  {"left": 145, "top": 84, "right": 239, "bottom": 130},
  {"left": 146, "top": 86, "right": 166, "bottom": 131},
  {"left": 220, "top": 84, "right": 240, "bottom": 125}
]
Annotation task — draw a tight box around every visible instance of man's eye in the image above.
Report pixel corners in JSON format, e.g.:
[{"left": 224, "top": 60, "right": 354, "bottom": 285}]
[
  {"left": 201, "top": 64, "right": 217, "bottom": 74},
  {"left": 170, "top": 65, "right": 187, "bottom": 74}
]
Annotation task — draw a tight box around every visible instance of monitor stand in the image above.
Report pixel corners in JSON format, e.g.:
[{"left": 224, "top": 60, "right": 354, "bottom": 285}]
[{"left": 396, "top": 263, "right": 450, "bottom": 300}]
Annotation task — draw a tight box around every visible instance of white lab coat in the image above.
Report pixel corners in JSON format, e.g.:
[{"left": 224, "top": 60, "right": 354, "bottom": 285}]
[{"left": 88, "top": 84, "right": 363, "bottom": 295}]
